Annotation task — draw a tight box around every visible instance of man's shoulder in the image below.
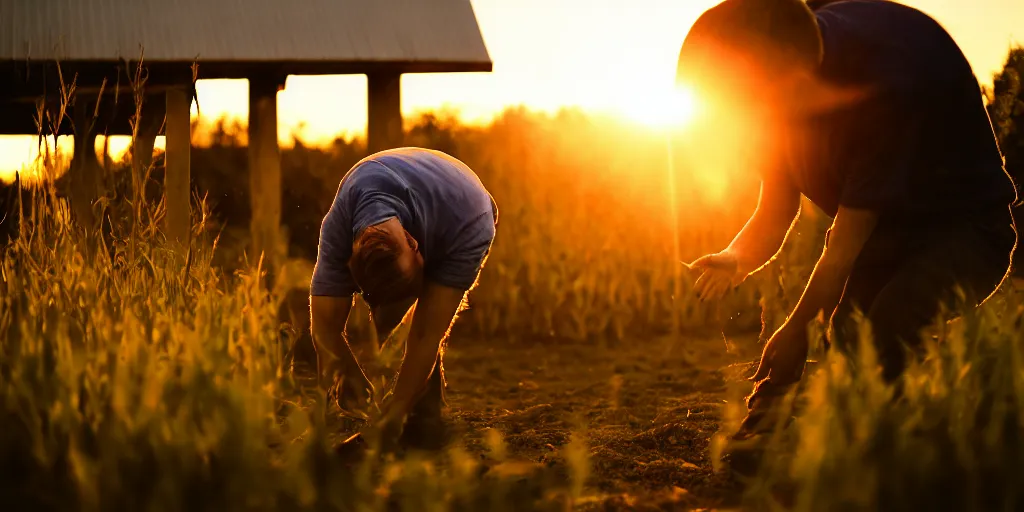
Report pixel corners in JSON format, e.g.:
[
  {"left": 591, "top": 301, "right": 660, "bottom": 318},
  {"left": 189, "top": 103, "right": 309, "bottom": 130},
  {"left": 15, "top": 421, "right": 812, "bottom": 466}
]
[
  {"left": 814, "top": 0, "right": 969, "bottom": 92},
  {"left": 814, "top": 0, "right": 953, "bottom": 53},
  {"left": 338, "top": 158, "right": 404, "bottom": 195},
  {"left": 813, "top": 0, "right": 925, "bottom": 20},
  {"left": 362, "top": 147, "right": 464, "bottom": 170}
]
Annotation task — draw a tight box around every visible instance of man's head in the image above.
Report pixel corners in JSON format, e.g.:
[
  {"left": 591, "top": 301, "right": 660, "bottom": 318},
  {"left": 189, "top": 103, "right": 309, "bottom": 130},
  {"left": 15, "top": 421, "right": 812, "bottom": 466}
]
[
  {"left": 349, "top": 219, "right": 424, "bottom": 307},
  {"left": 676, "top": 0, "right": 823, "bottom": 118}
]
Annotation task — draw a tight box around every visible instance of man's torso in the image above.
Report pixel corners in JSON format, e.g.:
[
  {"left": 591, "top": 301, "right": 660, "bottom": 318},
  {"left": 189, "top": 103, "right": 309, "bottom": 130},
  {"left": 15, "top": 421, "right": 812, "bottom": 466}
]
[
  {"left": 784, "top": 0, "right": 1015, "bottom": 219},
  {"left": 311, "top": 148, "right": 497, "bottom": 296}
]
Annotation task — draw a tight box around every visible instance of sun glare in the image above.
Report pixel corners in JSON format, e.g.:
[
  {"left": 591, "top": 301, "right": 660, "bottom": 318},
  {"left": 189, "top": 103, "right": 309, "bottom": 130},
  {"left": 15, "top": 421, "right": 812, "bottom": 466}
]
[{"left": 622, "top": 86, "right": 698, "bottom": 129}]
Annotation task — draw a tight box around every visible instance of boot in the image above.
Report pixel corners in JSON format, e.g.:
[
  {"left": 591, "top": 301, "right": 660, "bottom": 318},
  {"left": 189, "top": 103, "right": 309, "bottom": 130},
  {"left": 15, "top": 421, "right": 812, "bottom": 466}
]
[{"left": 398, "top": 356, "right": 450, "bottom": 451}]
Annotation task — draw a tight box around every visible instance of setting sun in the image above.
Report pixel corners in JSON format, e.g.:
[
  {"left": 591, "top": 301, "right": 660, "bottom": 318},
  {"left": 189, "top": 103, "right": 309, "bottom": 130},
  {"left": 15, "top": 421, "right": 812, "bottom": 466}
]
[{"left": 620, "top": 86, "right": 699, "bottom": 129}]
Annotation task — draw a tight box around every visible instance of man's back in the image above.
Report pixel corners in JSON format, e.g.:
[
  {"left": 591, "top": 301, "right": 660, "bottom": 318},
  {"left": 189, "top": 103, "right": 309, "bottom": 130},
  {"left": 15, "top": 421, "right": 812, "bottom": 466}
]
[
  {"left": 311, "top": 148, "right": 497, "bottom": 297},
  {"left": 785, "top": 0, "right": 1015, "bottom": 218}
]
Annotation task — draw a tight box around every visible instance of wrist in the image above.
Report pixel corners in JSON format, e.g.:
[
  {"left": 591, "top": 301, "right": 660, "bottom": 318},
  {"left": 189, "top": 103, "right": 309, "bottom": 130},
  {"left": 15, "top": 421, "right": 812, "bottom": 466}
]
[
  {"left": 776, "top": 321, "right": 807, "bottom": 343},
  {"left": 722, "top": 248, "right": 752, "bottom": 276}
]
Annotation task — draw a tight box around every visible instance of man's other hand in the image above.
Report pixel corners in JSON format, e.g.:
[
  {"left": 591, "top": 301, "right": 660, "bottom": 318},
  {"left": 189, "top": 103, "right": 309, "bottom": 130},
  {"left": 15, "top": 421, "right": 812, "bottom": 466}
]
[{"left": 688, "top": 250, "right": 746, "bottom": 301}]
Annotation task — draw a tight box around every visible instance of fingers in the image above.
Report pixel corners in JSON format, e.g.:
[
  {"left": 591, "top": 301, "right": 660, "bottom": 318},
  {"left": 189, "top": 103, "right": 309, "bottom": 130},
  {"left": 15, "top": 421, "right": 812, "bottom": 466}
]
[
  {"left": 706, "top": 276, "right": 731, "bottom": 301},
  {"left": 689, "top": 254, "right": 716, "bottom": 268},
  {"left": 690, "top": 252, "right": 737, "bottom": 272},
  {"left": 694, "top": 270, "right": 733, "bottom": 301}
]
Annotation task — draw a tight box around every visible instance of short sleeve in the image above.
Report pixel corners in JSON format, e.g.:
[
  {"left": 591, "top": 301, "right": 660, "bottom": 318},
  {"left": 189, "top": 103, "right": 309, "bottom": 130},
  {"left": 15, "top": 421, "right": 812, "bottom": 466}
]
[
  {"left": 349, "top": 162, "right": 412, "bottom": 235},
  {"left": 310, "top": 162, "right": 411, "bottom": 297},
  {"left": 427, "top": 211, "right": 496, "bottom": 291},
  {"left": 310, "top": 198, "right": 358, "bottom": 297},
  {"left": 837, "top": 92, "right": 921, "bottom": 212}
]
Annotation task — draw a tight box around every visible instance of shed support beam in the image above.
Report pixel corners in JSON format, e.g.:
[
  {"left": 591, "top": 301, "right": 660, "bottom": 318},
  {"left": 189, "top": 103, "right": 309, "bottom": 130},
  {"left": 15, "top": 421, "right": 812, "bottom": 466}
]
[
  {"left": 131, "top": 96, "right": 166, "bottom": 179},
  {"left": 164, "top": 87, "right": 192, "bottom": 247},
  {"left": 68, "top": 95, "right": 103, "bottom": 231},
  {"left": 248, "top": 76, "right": 286, "bottom": 273},
  {"left": 367, "top": 72, "right": 403, "bottom": 154}
]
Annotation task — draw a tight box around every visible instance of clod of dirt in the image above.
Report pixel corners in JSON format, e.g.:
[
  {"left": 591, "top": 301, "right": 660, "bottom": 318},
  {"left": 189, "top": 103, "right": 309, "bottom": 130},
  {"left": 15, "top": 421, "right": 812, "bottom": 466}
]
[
  {"left": 575, "top": 486, "right": 696, "bottom": 511},
  {"left": 631, "top": 423, "right": 709, "bottom": 452},
  {"left": 499, "top": 403, "right": 564, "bottom": 426}
]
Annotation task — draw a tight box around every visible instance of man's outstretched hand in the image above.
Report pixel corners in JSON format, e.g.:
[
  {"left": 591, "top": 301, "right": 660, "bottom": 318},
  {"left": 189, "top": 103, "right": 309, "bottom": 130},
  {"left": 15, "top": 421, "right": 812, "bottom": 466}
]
[{"left": 687, "top": 250, "right": 748, "bottom": 301}]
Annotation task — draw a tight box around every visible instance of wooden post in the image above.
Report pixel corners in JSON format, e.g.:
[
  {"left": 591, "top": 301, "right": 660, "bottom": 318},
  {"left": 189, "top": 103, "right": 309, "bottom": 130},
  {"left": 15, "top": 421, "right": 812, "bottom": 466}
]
[
  {"left": 164, "top": 87, "right": 192, "bottom": 247},
  {"left": 248, "top": 75, "right": 285, "bottom": 272},
  {"left": 68, "top": 95, "right": 102, "bottom": 231},
  {"left": 132, "top": 96, "right": 165, "bottom": 179},
  {"left": 367, "top": 72, "right": 403, "bottom": 154}
]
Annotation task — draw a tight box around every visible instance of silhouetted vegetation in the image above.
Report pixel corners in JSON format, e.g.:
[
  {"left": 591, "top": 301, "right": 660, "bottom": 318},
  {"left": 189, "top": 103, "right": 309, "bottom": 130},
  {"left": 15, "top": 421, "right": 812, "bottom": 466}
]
[{"left": 3, "top": 44, "right": 1024, "bottom": 511}]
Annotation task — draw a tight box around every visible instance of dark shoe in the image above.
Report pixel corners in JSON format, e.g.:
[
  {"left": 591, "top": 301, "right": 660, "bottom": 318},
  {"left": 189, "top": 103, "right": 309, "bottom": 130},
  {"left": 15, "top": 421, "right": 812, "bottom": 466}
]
[
  {"left": 398, "top": 411, "right": 451, "bottom": 452},
  {"left": 334, "top": 432, "right": 370, "bottom": 465}
]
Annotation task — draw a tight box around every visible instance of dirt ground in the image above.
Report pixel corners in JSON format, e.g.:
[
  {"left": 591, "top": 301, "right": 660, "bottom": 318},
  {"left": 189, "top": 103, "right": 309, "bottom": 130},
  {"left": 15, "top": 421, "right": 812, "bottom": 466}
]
[
  {"left": 295, "top": 326, "right": 766, "bottom": 511},
  {"left": 447, "top": 332, "right": 760, "bottom": 510}
]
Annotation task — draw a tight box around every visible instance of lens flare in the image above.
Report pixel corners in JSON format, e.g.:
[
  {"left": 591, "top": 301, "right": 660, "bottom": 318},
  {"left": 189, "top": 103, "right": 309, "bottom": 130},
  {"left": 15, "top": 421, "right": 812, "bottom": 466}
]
[{"left": 622, "top": 85, "right": 698, "bottom": 129}]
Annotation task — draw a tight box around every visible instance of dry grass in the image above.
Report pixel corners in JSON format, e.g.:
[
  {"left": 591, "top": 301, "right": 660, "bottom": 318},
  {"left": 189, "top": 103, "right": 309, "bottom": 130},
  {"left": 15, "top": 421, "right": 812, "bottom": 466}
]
[{"left": 5, "top": 56, "right": 1024, "bottom": 511}]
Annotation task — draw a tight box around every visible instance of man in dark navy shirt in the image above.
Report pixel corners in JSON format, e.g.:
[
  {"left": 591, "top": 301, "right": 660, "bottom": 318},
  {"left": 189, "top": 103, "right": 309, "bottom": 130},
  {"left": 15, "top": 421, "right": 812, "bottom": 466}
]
[{"left": 677, "top": 0, "right": 1017, "bottom": 446}]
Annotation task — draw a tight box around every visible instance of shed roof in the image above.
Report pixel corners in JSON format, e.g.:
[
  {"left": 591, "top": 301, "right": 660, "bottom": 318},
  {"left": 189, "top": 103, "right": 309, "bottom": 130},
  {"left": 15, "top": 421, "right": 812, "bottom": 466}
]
[{"left": 0, "top": 0, "right": 492, "bottom": 73}]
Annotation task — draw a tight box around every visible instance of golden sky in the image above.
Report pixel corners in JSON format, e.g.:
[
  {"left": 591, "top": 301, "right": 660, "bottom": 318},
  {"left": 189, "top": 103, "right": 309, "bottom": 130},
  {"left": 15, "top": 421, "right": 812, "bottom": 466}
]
[{"left": 0, "top": 0, "right": 1021, "bottom": 178}]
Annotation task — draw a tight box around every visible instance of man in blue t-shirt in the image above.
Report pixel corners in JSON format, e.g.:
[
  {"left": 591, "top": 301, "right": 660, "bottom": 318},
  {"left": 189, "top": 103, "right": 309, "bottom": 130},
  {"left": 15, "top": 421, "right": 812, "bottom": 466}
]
[
  {"left": 677, "top": 0, "right": 1017, "bottom": 448},
  {"left": 310, "top": 147, "right": 498, "bottom": 450}
]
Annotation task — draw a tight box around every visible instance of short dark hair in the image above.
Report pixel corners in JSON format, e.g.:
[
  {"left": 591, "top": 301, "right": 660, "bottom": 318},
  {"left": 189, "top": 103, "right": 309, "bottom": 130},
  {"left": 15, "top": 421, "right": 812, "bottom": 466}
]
[
  {"left": 677, "top": 0, "right": 823, "bottom": 84},
  {"left": 348, "top": 227, "right": 410, "bottom": 306}
]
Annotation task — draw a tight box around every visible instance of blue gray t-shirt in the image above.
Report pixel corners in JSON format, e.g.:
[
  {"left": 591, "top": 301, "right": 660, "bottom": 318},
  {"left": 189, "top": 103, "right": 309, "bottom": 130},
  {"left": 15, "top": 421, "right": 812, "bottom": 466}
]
[{"left": 310, "top": 148, "right": 498, "bottom": 297}]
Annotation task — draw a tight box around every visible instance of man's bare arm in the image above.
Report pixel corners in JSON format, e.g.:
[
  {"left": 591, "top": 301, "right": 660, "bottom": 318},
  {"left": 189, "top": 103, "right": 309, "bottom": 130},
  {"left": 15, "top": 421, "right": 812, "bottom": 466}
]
[
  {"left": 753, "top": 206, "right": 879, "bottom": 381},
  {"left": 726, "top": 173, "right": 802, "bottom": 275},
  {"left": 780, "top": 206, "right": 878, "bottom": 335},
  {"left": 378, "top": 282, "right": 465, "bottom": 424},
  {"left": 309, "top": 295, "right": 371, "bottom": 391}
]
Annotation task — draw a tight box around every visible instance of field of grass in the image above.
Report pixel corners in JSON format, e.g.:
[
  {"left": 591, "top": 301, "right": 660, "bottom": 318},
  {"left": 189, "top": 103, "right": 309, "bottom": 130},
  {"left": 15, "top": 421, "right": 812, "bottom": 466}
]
[{"left": 4, "top": 48, "right": 1024, "bottom": 509}]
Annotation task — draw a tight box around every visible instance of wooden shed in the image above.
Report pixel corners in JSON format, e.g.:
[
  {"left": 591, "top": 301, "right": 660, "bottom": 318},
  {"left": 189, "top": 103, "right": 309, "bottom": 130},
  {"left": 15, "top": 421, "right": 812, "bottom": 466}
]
[{"left": 0, "top": 0, "right": 492, "bottom": 268}]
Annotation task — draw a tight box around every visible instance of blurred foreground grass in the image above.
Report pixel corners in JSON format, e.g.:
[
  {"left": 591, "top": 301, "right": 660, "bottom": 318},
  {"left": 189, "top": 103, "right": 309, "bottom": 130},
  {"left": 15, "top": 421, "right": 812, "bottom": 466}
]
[
  {"left": 715, "top": 285, "right": 1024, "bottom": 511},
  {"left": 0, "top": 151, "right": 591, "bottom": 510},
  {"left": 3, "top": 42, "right": 1024, "bottom": 507}
]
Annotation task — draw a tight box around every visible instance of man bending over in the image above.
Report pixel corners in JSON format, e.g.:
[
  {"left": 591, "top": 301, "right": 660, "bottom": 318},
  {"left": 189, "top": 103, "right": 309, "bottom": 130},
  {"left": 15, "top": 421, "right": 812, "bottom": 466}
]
[
  {"left": 677, "top": 0, "right": 1017, "bottom": 443},
  {"left": 310, "top": 147, "right": 498, "bottom": 449}
]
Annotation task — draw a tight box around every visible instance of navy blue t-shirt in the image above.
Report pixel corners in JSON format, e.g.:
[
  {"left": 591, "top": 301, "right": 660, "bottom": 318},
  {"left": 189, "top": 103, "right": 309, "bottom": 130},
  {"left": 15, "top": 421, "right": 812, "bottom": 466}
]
[
  {"left": 310, "top": 148, "right": 498, "bottom": 297},
  {"left": 781, "top": 0, "right": 1015, "bottom": 218}
]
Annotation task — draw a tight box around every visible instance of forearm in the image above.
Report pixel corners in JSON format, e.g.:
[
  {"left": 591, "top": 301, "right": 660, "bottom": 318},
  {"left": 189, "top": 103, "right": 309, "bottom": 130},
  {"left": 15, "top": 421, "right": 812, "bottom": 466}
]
[
  {"left": 776, "top": 206, "right": 878, "bottom": 338},
  {"left": 309, "top": 295, "right": 368, "bottom": 387},
  {"left": 387, "top": 335, "right": 444, "bottom": 411},
  {"left": 726, "top": 207, "right": 798, "bottom": 274},
  {"left": 775, "top": 254, "right": 852, "bottom": 339},
  {"left": 377, "top": 283, "right": 465, "bottom": 423},
  {"left": 310, "top": 315, "right": 348, "bottom": 360}
]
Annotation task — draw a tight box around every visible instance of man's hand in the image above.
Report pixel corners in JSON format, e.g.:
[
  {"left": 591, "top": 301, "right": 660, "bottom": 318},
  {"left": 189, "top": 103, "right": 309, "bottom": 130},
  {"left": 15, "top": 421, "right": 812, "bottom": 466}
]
[
  {"left": 688, "top": 250, "right": 747, "bottom": 301},
  {"left": 375, "top": 281, "right": 466, "bottom": 434},
  {"left": 751, "top": 324, "right": 809, "bottom": 383},
  {"left": 688, "top": 174, "right": 801, "bottom": 302},
  {"left": 310, "top": 294, "right": 374, "bottom": 411},
  {"left": 748, "top": 206, "right": 879, "bottom": 384}
]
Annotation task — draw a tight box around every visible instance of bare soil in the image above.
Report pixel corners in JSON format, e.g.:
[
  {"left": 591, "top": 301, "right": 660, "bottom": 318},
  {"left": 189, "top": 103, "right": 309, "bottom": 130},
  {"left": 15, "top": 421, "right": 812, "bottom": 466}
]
[{"left": 295, "top": 329, "right": 765, "bottom": 511}]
